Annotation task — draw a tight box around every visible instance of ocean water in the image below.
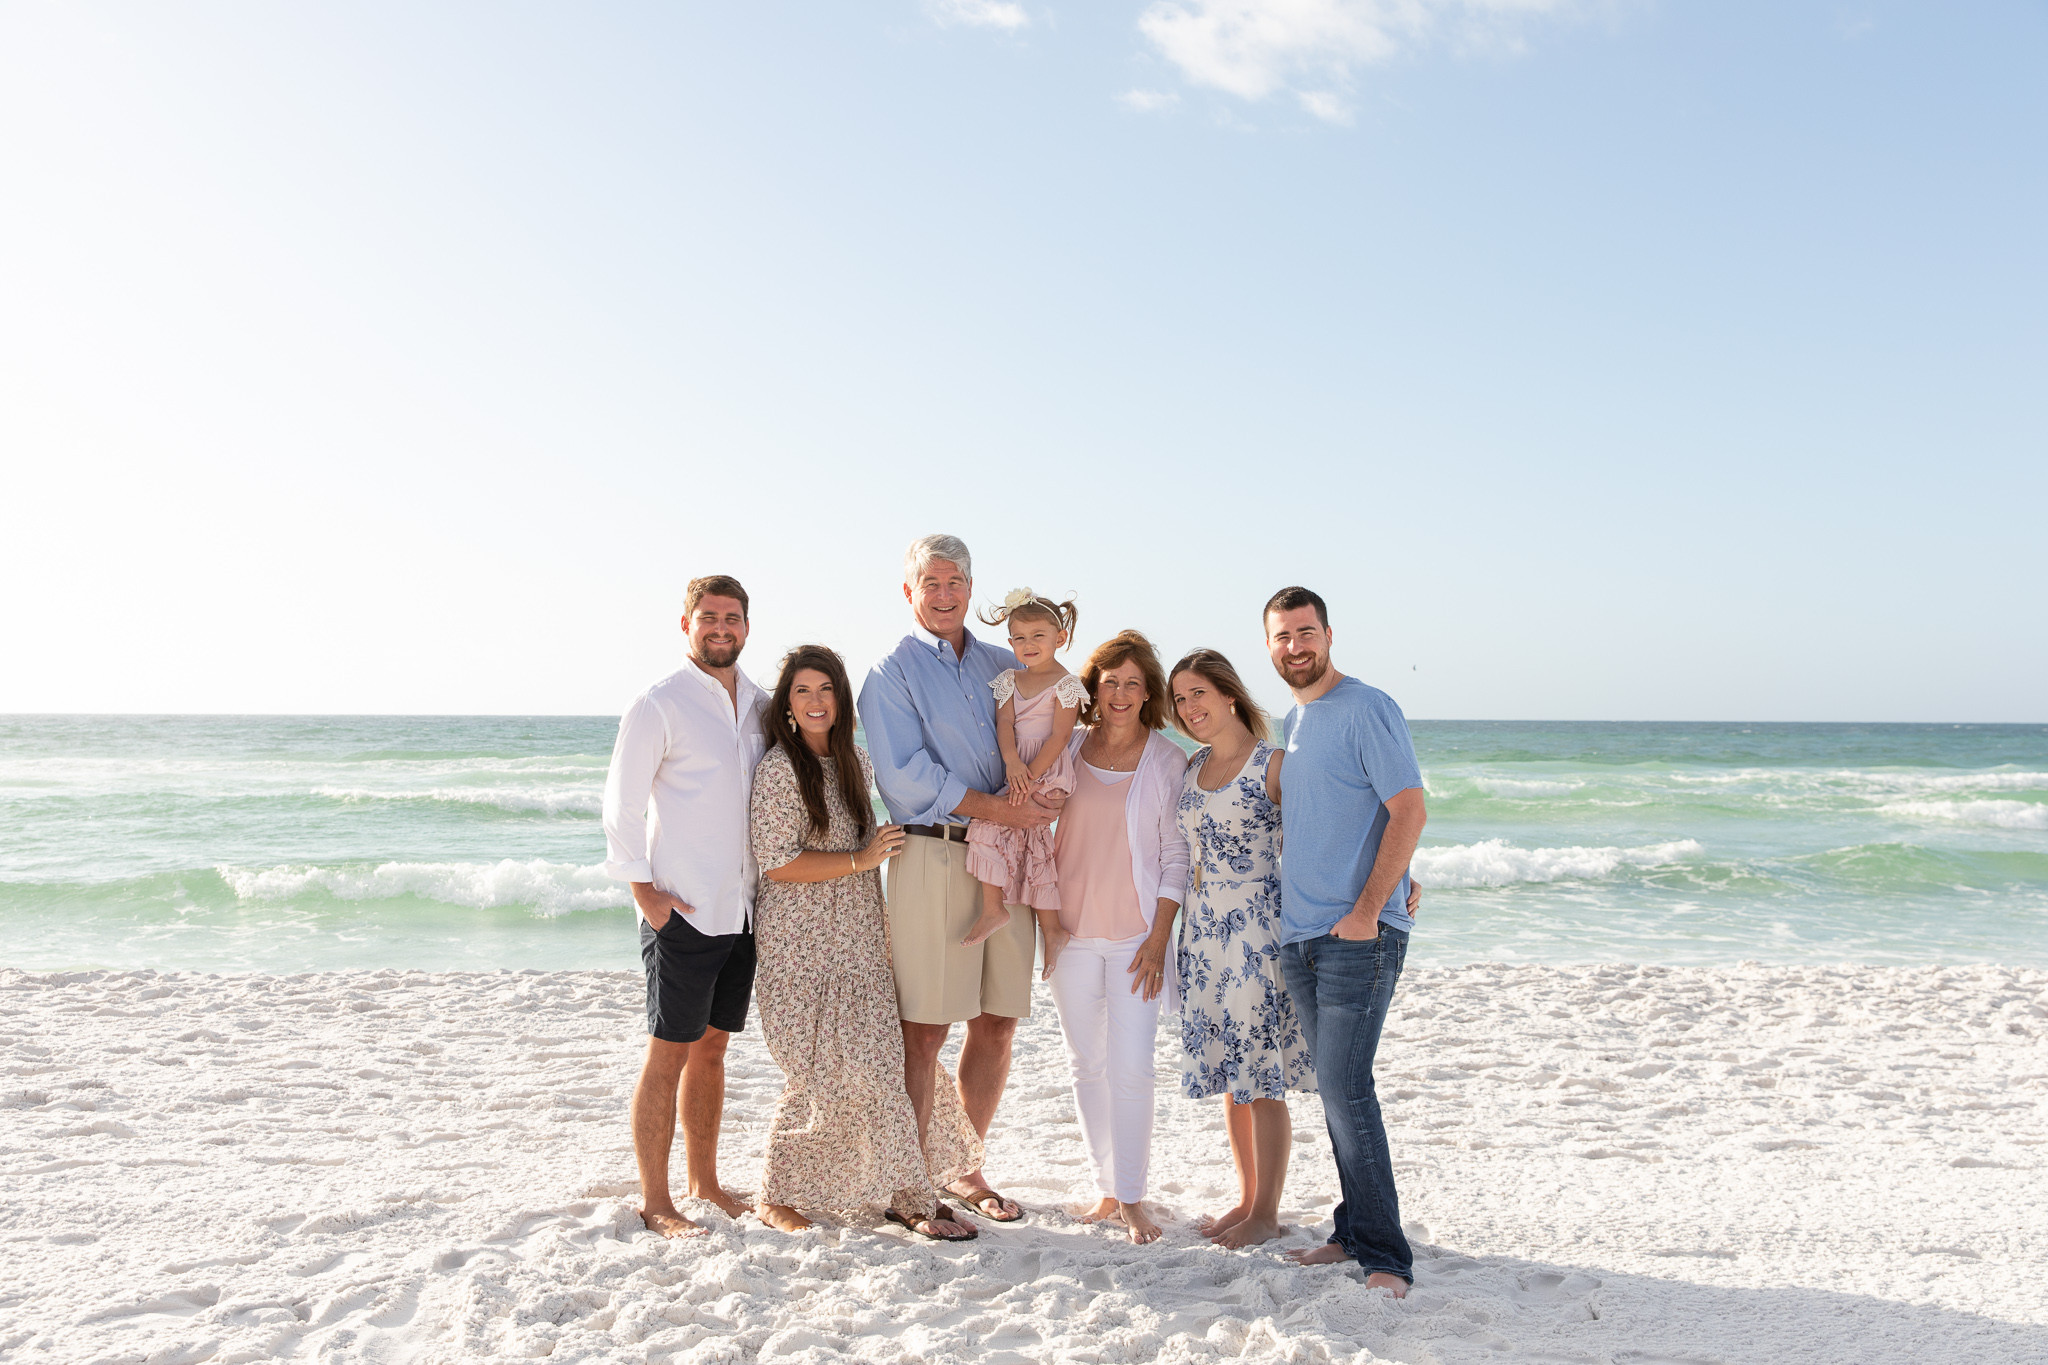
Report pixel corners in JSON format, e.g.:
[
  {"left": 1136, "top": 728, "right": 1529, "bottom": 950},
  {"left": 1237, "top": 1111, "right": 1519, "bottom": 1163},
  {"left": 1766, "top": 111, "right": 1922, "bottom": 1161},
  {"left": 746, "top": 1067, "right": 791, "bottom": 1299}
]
[{"left": 1, "top": 715, "right": 2043, "bottom": 973}]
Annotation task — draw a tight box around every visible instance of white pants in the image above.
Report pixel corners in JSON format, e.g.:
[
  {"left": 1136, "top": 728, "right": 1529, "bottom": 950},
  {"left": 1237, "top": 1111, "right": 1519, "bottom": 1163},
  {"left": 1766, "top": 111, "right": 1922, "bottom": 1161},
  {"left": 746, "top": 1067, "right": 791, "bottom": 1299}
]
[{"left": 1047, "top": 934, "right": 1161, "bottom": 1203}]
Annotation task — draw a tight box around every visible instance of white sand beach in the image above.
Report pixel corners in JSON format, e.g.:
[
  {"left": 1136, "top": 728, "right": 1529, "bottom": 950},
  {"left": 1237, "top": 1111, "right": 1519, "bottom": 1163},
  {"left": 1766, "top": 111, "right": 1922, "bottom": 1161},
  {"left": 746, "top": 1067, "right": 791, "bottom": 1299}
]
[{"left": 3, "top": 963, "right": 2043, "bottom": 1364}]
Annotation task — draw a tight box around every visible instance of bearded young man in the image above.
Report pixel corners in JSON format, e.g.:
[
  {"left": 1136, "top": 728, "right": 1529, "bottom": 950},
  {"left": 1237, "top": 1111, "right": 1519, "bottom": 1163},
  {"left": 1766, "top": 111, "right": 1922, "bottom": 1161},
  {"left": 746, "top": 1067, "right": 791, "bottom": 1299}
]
[
  {"left": 601, "top": 574, "right": 768, "bottom": 1238},
  {"left": 1264, "top": 585, "right": 1429, "bottom": 1296}
]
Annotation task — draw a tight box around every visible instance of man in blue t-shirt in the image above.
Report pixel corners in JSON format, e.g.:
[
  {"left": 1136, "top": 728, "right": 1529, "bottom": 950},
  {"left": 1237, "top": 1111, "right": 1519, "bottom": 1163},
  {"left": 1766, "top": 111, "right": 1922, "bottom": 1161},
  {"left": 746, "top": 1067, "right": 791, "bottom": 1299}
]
[{"left": 1267, "top": 585, "right": 1429, "bottom": 1295}]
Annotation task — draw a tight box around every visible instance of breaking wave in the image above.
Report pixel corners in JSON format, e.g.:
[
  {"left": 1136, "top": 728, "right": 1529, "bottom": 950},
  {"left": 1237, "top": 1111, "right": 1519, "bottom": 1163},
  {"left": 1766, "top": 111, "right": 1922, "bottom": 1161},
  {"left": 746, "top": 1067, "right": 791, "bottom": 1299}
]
[
  {"left": 1413, "top": 839, "right": 1705, "bottom": 889},
  {"left": 217, "top": 859, "right": 628, "bottom": 916}
]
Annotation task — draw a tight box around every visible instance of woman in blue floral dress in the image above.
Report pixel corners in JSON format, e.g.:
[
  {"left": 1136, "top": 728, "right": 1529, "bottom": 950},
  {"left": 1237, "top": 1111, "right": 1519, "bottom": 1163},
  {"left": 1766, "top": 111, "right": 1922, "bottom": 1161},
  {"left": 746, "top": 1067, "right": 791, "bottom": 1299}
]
[{"left": 1167, "top": 649, "right": 1314, "bottom": 1249}]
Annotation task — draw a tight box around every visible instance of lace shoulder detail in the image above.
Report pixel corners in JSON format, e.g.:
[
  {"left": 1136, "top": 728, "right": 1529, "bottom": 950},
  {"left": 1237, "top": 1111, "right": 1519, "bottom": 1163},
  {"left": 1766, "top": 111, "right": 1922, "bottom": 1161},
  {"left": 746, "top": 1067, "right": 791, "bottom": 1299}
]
[
  {"left": 1052, "top": 673, "right": 1091, "bottom": 710},
  {"left": 988, "top": 670, "right": 1017, "bottom": 705}
]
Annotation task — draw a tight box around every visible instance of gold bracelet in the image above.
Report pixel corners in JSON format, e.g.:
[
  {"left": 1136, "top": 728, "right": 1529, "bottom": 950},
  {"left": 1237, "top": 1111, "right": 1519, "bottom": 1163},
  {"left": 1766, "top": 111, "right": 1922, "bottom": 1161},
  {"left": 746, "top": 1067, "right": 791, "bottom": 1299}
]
[{"left": 849, "top": 852, "right": 858, "bottom": 875}]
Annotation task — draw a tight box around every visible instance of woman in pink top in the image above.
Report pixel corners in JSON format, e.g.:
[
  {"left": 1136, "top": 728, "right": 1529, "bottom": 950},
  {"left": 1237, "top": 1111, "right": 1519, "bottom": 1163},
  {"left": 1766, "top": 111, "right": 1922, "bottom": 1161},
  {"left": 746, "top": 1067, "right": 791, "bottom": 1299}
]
[{"left": 1048, "top": 630, "right": 1190, "bottom": 1245}]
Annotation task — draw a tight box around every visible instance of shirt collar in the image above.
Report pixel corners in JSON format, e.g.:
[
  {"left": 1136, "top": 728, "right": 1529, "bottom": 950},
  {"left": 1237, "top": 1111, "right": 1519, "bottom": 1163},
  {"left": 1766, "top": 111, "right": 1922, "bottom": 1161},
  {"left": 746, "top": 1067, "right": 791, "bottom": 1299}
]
[
  {"left": 909, "top": 620, "right": 978, "bottom": 658},
  {"left": 679, "top": 654, "right": 759, "bottom": 707}
]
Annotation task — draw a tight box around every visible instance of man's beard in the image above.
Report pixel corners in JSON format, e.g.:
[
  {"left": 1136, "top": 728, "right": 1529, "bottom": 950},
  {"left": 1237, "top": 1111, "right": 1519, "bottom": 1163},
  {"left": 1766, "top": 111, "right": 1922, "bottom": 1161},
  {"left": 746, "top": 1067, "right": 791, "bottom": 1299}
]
[
  {"left": 1275, "top": 651, "right": 1328, "bottom": 691},
  {"left": 692, "top": 638, "right": 742, "bottom": 669}
]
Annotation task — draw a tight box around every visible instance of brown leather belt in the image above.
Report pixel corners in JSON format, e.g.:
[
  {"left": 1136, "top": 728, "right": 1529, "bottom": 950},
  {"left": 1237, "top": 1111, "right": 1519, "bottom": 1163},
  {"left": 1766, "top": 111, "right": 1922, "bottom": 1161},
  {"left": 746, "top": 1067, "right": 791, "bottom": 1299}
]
[{"left": 903, "top": 823, "right": 970, "bottom": 842}]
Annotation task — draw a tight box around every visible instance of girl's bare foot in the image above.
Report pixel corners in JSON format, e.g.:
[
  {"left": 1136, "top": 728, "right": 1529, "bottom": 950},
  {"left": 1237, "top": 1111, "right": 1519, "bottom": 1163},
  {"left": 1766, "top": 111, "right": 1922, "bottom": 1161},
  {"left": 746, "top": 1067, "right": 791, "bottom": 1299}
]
[
  {"left": 1039, "top": 923, "right": 1070, "bottom": 980},
  {"left": 1117, "top": 1201, "right": 1162, "bottom": 1245},
  {"left": 1212, "top": 1214, "right": 1281, "bottom": 1248},
  {"left": 962, "top": 901, "right": 1011, "bottom": 947},
  {"left": 757, "top": 1203, "right": 812, "bottom": 1233},
  {"left": 1076, "top": 1195, "right": 1121, "bottom": 1224},
  {"left": 639, "top": 1206, "right": 706, "bottom": 1239}
]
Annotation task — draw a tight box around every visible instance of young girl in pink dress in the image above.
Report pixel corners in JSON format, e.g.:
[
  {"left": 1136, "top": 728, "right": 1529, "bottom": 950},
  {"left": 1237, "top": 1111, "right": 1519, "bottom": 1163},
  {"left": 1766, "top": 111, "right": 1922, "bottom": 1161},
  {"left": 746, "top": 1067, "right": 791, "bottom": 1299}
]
[{"left": 962, "top": 590, "right": 1089, "bottom": 950}]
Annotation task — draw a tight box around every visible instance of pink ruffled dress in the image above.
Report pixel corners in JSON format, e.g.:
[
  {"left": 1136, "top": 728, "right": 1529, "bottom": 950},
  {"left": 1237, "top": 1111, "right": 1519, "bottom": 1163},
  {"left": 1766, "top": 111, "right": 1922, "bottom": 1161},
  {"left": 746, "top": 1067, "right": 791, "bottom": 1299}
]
[{"left": 965, "top": 669, "right": 1088, "bottom": 911}]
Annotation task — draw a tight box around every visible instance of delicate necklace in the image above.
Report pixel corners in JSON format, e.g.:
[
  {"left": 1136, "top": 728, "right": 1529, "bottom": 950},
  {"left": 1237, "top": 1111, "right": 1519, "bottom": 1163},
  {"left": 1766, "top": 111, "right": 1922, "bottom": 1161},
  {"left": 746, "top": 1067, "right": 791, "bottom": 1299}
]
[{"left": 1090, "top": 728, "right": 1145, "bottom": 772}]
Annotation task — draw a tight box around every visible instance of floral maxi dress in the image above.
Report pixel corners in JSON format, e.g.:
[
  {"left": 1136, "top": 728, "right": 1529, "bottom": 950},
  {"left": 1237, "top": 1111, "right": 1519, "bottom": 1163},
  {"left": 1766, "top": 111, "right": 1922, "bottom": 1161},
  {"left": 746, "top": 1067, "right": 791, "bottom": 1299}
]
[
  {"left": 749, "top": 744, "right": 983, "bottom": 1213},
  {"left": 1174, "top": 739, "right": 1316, "bottom": 1102}
]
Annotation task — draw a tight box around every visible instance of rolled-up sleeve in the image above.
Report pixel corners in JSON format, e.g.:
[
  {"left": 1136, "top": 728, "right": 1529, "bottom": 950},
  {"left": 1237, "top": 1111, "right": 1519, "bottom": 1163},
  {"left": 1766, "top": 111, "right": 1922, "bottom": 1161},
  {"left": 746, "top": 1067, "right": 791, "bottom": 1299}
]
[
  {"left": 601, "top": 694, "right": 664, "bottom": 883},
  {"left": 858, "top": 659, "right": 968, "bottom": 826}
]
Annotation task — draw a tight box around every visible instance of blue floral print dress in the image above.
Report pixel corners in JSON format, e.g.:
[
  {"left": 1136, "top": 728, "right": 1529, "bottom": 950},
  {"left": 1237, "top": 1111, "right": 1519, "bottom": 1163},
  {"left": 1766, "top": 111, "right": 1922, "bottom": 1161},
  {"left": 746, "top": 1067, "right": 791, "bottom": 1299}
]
[{"left": 1174, "top": 740, "right": 1316, "bottom": 1102}]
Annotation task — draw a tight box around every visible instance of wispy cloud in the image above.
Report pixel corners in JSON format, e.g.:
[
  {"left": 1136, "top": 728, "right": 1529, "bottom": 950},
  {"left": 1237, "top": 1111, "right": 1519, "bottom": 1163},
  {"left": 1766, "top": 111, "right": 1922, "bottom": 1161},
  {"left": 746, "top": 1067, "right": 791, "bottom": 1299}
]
[
  {"left": 1137, "top": 0, "right": 1574, "bottom": 112},
  {"left": 1118, "top": 88, "right": 1183, "bottom": 112},
  {"left": 926, "top": 0, "right": 1031, "bottom": 30},
  {"left": 1296, "top": 89, "right": 1352, "bottom": 124}
]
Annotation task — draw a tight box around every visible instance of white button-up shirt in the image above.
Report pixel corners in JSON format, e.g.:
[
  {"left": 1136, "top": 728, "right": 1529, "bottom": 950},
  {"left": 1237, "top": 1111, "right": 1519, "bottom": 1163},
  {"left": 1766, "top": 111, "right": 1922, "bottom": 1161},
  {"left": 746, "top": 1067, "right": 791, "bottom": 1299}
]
[{"left": 601, "top": 656, "right": 770, "bottom": 936}]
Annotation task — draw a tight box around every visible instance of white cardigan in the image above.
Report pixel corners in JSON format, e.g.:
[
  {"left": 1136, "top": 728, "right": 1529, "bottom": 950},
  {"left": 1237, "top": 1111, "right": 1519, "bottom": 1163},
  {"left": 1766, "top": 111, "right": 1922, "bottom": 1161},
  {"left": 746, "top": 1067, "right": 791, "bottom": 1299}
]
[{"left": 1061, "top": 728, "right": 1191, "bottom": 930}]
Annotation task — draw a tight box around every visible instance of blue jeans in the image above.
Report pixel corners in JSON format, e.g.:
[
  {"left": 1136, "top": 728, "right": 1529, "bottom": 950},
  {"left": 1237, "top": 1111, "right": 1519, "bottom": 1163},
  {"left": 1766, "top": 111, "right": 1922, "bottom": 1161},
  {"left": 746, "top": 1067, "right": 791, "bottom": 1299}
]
[{"left": 1281, "top": 926, "right": 1411, "bottom": 1282}]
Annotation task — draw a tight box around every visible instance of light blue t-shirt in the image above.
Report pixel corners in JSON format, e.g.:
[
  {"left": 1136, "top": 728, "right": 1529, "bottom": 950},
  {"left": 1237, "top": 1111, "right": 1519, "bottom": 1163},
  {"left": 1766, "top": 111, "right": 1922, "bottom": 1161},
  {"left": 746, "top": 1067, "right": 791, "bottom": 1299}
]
[{"left": 1279, "top": 676, "right": 1425, "bottom": 945}]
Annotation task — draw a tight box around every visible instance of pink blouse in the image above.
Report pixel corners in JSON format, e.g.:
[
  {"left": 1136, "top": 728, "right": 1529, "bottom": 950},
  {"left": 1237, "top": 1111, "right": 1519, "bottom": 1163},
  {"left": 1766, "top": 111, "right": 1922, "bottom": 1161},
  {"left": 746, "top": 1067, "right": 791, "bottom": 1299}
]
[{"left": 1053, "top": 762, "right": 1148, "bottom": 940}]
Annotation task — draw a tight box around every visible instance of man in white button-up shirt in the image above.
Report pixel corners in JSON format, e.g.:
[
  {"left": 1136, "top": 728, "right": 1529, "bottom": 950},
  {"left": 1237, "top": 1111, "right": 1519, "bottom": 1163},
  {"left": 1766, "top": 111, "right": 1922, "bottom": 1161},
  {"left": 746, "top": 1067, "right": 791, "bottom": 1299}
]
[{"left": 602, "top": 574, "right": 769, "bottom": 1238}]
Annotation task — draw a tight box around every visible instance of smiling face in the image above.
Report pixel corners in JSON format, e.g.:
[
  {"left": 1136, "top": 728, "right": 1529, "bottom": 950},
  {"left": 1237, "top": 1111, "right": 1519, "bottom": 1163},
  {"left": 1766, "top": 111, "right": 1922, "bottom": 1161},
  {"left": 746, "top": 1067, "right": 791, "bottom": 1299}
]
[
  {"left": 1171, "top": 668, "right": 1241, "bottom": 745},
  {"left": 686, "top": 594, "right": 749, "bottom": 670},
  {"left": 1094, "top": 661, "right": 1149, "bottom": 734},
  {"left": 904, "top": 558, "right": 971, "bottom": 643},
  {"left": 1265, "top": 604, "right": 1331, "bottom": 694},
  {"left": 1007, "top": 613, "right": 1066, "bottom": 671},
  {"left": 787, "top": 667, "right": 838, "bottom": 749}
]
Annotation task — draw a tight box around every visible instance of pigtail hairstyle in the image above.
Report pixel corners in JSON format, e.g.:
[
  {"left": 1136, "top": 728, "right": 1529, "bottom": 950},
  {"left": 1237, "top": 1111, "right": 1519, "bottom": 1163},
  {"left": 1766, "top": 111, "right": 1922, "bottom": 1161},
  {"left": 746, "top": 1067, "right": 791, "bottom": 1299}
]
[
  {"left": 978, "top": 590, "right": 1079, "bottom": 647},
  {"left": 764, "top": 644, "right": 874, "bottom": 843}
]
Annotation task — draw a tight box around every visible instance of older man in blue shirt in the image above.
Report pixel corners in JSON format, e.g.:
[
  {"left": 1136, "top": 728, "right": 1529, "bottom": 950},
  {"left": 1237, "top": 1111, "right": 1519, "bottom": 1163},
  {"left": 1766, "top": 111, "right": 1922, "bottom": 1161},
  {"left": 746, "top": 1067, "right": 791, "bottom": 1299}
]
[{"left": 859, "top": 533, "right": 1057, "bottom": 1224}]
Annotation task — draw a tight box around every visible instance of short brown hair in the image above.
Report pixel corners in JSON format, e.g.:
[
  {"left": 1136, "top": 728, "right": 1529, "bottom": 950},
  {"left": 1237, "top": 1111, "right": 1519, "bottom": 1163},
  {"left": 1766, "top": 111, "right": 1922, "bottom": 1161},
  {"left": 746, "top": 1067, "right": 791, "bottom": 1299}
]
[
  {"left": 1168, "top": 649, "right": 1272, "bottom": 743},
  {"left": 1263, "top": 585, "right": 1327, "bottom": 632},
  {"left": 684, "top": 574, "right": 749, "bottom": 620},
  {"left": 1079, "top": 630, "right": 1170, "bottom": 731}
]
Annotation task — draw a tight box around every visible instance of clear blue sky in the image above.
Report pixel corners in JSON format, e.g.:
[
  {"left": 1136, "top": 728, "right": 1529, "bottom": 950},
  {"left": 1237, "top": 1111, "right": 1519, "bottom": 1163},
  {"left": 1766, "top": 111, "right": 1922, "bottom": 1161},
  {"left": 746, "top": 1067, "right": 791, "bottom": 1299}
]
[{"left": 2, "top": 2, "right": 2042, "bottom": 720}]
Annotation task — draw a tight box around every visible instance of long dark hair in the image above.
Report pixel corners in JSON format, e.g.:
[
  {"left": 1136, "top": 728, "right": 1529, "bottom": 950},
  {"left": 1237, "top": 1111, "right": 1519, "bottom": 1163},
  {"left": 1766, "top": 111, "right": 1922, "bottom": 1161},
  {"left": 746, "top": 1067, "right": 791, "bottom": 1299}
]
[
  {"left": 1168, "top": 648, "right": 1272, "bottom": 743},
  {"left": 764, "top": 645, "right": 873, "bottom": 843}
]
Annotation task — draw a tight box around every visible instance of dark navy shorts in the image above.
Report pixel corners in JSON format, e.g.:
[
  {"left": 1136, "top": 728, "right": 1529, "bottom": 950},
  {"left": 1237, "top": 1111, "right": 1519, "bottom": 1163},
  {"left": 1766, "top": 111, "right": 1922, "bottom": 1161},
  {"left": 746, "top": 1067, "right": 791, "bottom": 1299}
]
[{"left": 639, "top": 913, "right": 754, "bottom": 1043}]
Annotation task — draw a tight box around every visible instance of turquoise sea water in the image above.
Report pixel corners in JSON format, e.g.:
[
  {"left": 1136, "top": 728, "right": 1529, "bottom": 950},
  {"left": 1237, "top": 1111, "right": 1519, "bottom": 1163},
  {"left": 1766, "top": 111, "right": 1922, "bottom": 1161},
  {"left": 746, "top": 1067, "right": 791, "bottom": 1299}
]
[{"left": 2, "top": 715, "right": 2043, "bottom": 972}]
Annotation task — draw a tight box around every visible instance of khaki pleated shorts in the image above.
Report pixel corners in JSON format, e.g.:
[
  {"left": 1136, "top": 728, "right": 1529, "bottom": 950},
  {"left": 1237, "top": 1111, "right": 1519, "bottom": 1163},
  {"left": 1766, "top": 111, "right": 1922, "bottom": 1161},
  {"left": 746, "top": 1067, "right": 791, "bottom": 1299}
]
[{"left": 885, "top": 831, "right": 1035, "bottom": 1025}]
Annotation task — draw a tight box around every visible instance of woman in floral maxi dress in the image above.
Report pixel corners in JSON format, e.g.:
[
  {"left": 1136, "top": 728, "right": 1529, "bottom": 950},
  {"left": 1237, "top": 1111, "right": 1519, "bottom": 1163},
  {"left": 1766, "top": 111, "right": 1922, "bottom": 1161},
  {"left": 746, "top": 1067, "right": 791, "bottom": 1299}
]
[
  {"left": 1168, "top": 649, "right": 1315, "bottom": 1249},
  {"left": 749, "top": 645, "right": 983, "bottom": 1240}
]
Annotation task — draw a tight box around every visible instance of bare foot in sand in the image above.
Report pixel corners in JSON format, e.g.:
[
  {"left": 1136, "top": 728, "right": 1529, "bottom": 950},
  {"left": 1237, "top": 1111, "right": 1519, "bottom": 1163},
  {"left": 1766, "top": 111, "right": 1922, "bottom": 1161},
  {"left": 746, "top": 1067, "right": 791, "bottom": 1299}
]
[
  {"left": 757, "top": 1203, "right": 812, "bottom": 1233},
  {"left": 1212, "top": 1215, "right": 1281, "bottom": 1248},
  {"left": 1286, "top": 1244, "right": 1410, "bottom": 1295},
  {"left": 1078, "top": 1196, "right": 1161, "bottom": 1244},
  {"left": 1286, "top": 1241, "right": 1351, "bottom": 1266},
  {"left": 1077, "top": 1196, "right": 1121, "bottom": 1224},
  {"left": 1198, "top": 1204, "right": 1250, "bottom": 1238},
  {"left": 690, "top": 1184, "right": 750, "bottom": 1220},
  {"left": 639, "top": 1206, "right": 706, "bottom": 1239}
]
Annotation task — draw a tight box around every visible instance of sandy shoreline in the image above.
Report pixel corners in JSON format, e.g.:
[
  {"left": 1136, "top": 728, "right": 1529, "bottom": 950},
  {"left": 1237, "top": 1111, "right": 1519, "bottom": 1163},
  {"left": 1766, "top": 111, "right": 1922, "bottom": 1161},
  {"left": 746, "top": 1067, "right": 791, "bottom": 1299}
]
[{"left": 2, "top": 963, "right": 2043, "bottom": 1364}]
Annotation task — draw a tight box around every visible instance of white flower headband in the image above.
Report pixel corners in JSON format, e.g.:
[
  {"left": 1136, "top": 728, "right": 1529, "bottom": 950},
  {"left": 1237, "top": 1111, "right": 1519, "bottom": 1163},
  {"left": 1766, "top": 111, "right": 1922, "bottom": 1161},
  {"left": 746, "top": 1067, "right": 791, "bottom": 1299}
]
[{"left": 1000, "top": 587, "right": 1066, "bottom": 616}]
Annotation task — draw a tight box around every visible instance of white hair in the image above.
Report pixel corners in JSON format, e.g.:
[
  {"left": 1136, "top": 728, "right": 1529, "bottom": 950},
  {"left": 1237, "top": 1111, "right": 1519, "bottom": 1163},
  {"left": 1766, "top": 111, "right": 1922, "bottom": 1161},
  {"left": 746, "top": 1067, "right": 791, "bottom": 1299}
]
[{"left": 903, "top": 533, "right": 973, "bottom": 587}]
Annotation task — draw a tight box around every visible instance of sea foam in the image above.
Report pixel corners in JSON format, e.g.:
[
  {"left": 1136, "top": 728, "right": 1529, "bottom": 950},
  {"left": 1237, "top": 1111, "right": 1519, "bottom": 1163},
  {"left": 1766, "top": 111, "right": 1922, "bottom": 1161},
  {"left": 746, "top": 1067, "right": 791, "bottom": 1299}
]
[
  {"left": 1877, "top": 799, "right": 2048, "bottom": 830},
  {"left": 1475, "top": 777, "right": 1585, "bottom": 798},
  {"left": 218, "top": 859, "right": 628, "bottom": 915},
  {"left": 1413, "top": 838, "right": 1704, "bottom": 889},
  {"left": 310, "top": 786, "right": 603, "bottom": 816}
]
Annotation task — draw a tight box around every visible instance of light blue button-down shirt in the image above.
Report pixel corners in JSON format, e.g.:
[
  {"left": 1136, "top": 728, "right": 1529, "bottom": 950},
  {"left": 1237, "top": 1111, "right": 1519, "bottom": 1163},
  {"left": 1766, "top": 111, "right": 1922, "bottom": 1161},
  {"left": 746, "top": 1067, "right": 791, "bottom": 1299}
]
[{"left": 857, "top": 623, "right": 1018, "bottom": 826}]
